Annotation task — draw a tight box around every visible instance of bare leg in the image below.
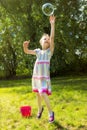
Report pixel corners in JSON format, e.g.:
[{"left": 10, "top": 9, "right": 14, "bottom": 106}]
[
  {"left": 40, "top": 93, "right": 54, "bottom": 122},
  {"left": 41, "top": 93, "right": 52, "bottom": 113},
  {"left": 36, "top": 93, "right": 42, "bottom": 112}
]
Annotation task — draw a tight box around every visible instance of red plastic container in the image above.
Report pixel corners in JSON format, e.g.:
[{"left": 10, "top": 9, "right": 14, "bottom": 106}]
[{"left": 20, "top": 106, "right": 31, "bottom": 117}]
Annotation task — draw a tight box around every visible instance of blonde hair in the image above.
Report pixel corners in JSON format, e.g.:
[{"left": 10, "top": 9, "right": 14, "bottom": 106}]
[{"left": 39, "top": 33, "right": 50, "bottom": 44}]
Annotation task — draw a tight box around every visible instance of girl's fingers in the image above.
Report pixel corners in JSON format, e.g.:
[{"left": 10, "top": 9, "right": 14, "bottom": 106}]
[
  {"left": 50, "top": 15, "right": 55, "bottom": 21},
  {"left": 23, "top": 40, "right": 30, "bottom": 47}
]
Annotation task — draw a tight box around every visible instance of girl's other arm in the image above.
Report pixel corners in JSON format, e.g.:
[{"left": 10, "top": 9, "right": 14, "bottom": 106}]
[{"left": 23, "top": 40, "right": 36, "bottom": 55}]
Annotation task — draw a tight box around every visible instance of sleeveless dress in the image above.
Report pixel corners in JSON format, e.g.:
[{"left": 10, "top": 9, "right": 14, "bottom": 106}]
[{"left": 32, "top": 48, "right": 52, "bottom": 95}]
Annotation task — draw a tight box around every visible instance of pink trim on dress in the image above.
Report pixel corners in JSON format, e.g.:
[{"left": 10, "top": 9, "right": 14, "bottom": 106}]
[
  {"left": 33, "top": 89, "right": 38, "bottom": 93},
  {"left": 36, "top": 61, "right": 50, "bottom": 64},
  {"left": 33, "top": 88, "right": 51, "bottom": 95},
  {"left": 32, "top": 76, "right": 50, "bottom": 80}
]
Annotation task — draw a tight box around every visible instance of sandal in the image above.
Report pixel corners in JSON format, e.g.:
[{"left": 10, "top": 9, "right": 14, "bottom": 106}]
[
  {"left": 49, "top": 111, "right": 54, "bottom": 123},
  {"left": 37, "top": 107, "right": 44, "bottom": 119}
]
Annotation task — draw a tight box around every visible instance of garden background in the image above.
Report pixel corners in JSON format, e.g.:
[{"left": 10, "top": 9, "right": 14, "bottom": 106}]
[
  {"left": 0, "top": 0, "right": 87, "bottom": 130},
  {"left": 0, "top": 0, "right": 87, "bottom": 78}
]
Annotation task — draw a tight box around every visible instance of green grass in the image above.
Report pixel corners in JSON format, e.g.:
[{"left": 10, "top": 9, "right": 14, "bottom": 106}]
[{"left": 0, "top": 76, "right": 87, "bottom": 130}]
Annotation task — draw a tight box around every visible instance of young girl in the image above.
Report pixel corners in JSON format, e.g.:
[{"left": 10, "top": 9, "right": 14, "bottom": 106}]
[{"left": 23, "top": 15, "right": 55, "bottom": 123}]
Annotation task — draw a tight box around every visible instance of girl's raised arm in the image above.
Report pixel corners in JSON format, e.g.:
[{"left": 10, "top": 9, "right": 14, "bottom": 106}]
[{"left": 49, "top": 15, "right": 55, "bottom": 54}]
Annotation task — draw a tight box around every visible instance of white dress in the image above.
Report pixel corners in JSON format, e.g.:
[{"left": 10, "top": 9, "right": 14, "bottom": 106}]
[{"left": 32, "top": 48, "right": 52, "bottom": 95}]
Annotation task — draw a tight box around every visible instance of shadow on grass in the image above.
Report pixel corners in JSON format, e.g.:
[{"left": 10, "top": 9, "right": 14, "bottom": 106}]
[
  {"left": 0, "top": 79, "right": 32, "bottom": 94},
  {"left": 52, "top": 76, "right": 87, "bottom": 91},
  {"left": 0, "top": 76, "right": 87, "bottom": 92},
  {"left": 53, "top": 121, "right": 68, "bottom": 130},
  {"left": 0, "top": 79, "right": 31, "bottom": 88}
]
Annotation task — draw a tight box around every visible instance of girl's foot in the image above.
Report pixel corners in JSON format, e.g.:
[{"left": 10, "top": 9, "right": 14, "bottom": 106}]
[
  {"left": 49, "top": 111, "right": 54, "bottom": 123},
  {"left": 37, "top": 107, "right": 44, "bottom": 119}
]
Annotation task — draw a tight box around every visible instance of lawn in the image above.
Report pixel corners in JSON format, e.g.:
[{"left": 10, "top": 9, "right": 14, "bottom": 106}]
[{"left": 0, "top": 76, "right": 87, "bottom": 130}]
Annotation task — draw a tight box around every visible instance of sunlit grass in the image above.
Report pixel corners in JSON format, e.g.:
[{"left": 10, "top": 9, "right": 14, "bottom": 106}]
[{"left": 0, "top": 76, "right": 87, "bottom": 130}]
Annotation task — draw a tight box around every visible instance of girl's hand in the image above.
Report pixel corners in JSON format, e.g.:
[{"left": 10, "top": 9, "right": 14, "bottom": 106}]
[
  {"left": 23, "top": 40, "right": 30, "bottom": 48},
  {"left": 49, "top": 15, "right": 56, "bottom": 24}
]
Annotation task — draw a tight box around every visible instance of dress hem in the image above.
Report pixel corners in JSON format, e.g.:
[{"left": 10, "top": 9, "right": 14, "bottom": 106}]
[{"left": 32, "top": 89, "right": 51, "bottom": 96}]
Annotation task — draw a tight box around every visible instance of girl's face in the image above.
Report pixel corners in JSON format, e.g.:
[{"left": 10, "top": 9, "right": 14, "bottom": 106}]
[{"left": 40, "top": 35, "right": 50, "bottom": 50}]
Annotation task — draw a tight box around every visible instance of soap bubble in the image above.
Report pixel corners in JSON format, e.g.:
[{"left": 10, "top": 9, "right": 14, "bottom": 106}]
[
  {"left": 42, "top": 3, "right": 56, "bottom": 16},
  {"left": 79, "top": 21, "right": 86, "bottom": 30}
]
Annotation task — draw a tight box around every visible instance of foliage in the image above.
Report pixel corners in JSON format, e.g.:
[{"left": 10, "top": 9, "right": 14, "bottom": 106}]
[{"left": 0, "top": 0, "right": 87, "bottom": 78}]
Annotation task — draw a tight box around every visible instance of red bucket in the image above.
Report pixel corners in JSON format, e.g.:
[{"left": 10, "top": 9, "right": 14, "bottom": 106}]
[{"left": 20, "top": 106, "right": 31, "bottom": 117}]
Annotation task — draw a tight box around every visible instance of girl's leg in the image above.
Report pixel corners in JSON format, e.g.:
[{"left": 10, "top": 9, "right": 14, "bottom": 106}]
[
  {"left": 36, "top": 93, "right": 42, "bottom": 113},
  {"left": 41, "top": 93, "right": 52, "bottom": 113},
  {"left": 41, "top": 93, "right": 54, "bottom": 122}
]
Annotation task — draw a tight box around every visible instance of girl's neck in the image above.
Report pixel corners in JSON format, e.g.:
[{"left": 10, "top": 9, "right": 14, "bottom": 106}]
[{"left": 42, "top": 47, "right": 49, "bottom": 50}]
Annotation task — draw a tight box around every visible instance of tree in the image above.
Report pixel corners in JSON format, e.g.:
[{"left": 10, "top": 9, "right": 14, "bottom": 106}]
[
  {"left": 0, "top": 0, "right": 87, "bottom": 78},
  {"left": 0, "top": 6, "right": 25, "bottom": 77}
]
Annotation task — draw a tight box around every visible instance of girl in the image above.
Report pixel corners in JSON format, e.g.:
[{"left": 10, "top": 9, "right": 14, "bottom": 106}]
[{"left": 23, "top": 15, "right": 55, "bottom": 123}]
